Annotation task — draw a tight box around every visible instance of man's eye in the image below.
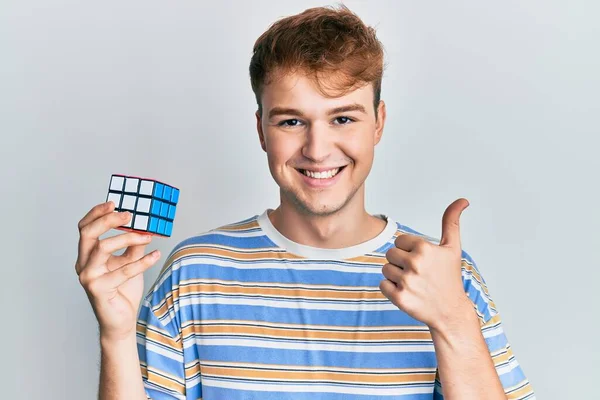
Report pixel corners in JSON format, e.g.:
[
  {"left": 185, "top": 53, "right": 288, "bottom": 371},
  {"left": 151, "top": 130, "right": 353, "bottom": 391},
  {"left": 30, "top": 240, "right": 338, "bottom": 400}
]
[
  {"left": 279, "top": 119, "right": 302, "bottom": 127},
  {"left": 334, "top": 116, "right": 354, "bottom": 125}
]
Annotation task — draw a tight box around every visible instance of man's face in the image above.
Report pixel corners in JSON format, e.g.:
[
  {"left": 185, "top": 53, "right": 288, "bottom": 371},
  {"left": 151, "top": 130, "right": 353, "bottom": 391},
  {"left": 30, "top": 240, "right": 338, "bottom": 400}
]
[{"left": 256, "top": 71, "right": 386, "bottom": 217}]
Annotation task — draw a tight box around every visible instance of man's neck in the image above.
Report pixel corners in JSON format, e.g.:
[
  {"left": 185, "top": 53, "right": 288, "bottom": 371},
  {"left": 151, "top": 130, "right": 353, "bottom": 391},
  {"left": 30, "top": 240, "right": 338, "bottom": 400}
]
[{"left": 268, "top": 194, "right": 387, "bottom": 250}]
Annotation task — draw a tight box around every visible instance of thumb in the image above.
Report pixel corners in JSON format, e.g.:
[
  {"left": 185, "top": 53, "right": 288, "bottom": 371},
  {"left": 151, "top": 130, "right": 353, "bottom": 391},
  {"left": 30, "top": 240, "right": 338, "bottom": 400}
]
[{"left": 439, "top": 198, "right": 469, "bottom": 248}]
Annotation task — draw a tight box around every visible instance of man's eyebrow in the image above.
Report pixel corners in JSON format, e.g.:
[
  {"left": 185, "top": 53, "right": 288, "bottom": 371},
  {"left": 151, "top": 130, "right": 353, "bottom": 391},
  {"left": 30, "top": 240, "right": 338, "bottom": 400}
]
[
  {"left": 268, "top": 107, "right": 305, "bottom": 119},
  {"left": 267, "top": 103, "right": 367, "bottom": 119},
  {"left": 326, "top": 104, "right": 367, "bottom": 115}
]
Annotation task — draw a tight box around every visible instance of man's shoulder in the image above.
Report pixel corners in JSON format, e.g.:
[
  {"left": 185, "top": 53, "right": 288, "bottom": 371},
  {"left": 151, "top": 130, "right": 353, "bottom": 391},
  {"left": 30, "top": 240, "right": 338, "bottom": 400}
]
[{"left": 163, "top": 212, "right": 267, "bottom": 262}]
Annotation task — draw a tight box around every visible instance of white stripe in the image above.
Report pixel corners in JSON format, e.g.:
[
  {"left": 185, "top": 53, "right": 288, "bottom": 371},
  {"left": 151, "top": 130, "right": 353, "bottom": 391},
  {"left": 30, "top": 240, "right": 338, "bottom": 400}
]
[
  {"left": 178, "top": 295, "right": 398, "bottom": 311},
  {"left": 211, "top": 229, "right": 267, "bottom": 237},
  {"left": 191, "top": 319, "right": 429, "bottom": 332},
  {"left": 202, "top": 377, "right": 434, "bottom": 396},
  {"left": 192, "top": 332, "right": 429, "bottom": 345},
  {"left": 496, "top": 358, "right": 522, "bottom": 376},
  {"left": 186, "top": 374, "right": 201, "bottom": 388},
  {"left": 144, "top": 382, "right": 185, "bottom": 400},
  {"left": 179, "top": 278, "right": 381, "bottom": 292},
  {"left": 190, "top": 337, "right": 435, "bottom": 353},
  {"left": 179, "top": 256, "right": 383, "bottom": 273},
  {"left": 462, "top": 270, "right": 492, "bottom": 306},
  {"left": 138, "top": 336, "right": 184, "bottom": 363},
  {"left": 482, "top": 325, "right": 504, "bottom": 339}
]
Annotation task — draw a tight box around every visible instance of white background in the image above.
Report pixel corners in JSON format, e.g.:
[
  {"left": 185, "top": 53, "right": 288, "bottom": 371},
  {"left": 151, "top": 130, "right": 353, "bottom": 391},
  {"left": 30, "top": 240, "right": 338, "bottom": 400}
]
[{"left": 2, "top": 1, "right": 598, "bottom": 398}]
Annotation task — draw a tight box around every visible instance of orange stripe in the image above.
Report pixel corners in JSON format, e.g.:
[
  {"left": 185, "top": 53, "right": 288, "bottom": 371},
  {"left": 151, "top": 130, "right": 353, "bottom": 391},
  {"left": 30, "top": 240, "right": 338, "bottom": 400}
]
[
  {"left": 163, "top": 246, "right": 305, "bottom": 269},
  {"left": 201, "top": 365, "right": 435, "bottom": 384},
  {"left": 346, "top": 255, "right": 387, "bottom": 264},
  {"left": 179, "top": 282, "right": 387, "bottom": 301},
  {"left": 491, "top": 346, "right": 514, "bottom": 366},
  {"left": 506, "top": 380, "right": 534, "bottom": 399},
  {"left": 183, "top": 323, "right": 433, "bottom": 342},
  {"left": 140, "top": 363, "right": 185, "bottom": 393},
  {"left": 217, "top": 220, "right": 260, "bottom": 231},
  {"left": 137, "top": 322, "right": 181, "bottom": 348}
]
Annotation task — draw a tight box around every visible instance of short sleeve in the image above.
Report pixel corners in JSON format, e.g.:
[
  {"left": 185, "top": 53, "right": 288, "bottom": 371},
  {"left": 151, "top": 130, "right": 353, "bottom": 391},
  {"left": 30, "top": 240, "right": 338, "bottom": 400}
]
[
  {"left": 433, "top": 250, "right": 535, "bottom": 399},
  {"left": 136, "top": 254, "right": 202, "bottom": 399}
]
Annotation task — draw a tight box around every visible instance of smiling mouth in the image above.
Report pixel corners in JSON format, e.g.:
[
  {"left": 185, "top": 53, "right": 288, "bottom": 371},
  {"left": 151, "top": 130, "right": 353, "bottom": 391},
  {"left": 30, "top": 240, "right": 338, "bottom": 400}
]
[{"left": 296, "top": 166, "right": 347, "bottom": 179}]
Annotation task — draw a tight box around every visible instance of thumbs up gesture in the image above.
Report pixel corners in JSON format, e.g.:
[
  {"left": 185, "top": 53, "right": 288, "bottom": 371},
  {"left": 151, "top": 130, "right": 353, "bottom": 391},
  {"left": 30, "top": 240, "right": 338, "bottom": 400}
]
[{"left": 380, "top": 198, "right": 474, "bottom": 331}]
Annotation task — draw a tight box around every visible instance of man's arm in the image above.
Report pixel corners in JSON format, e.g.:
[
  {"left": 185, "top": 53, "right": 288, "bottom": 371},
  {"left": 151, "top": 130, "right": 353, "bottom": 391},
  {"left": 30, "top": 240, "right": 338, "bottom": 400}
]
[
  {"left": 380, "top": 199, "right": 527, "bottom": 399},
  {"left": 430, "top": 298, "right": 505, "bottom": 399},
  {"left": 99, "top": 335, "right": 148, "bottom": 400}
]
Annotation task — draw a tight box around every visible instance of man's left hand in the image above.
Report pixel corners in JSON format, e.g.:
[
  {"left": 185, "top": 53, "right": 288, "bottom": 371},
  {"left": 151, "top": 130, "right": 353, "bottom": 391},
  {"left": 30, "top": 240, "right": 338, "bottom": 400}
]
[{"left": 379, "top": 198, "right": 475, "bottom": 331}]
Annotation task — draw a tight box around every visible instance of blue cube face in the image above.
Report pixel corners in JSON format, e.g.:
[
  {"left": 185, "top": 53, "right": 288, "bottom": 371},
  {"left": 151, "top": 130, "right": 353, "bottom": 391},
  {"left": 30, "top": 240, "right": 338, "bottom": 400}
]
[
  {"left": 171, "top": 188, "right": 179, "bottom": 203},
  {"left": 160, "top": 202, "right": 169, "bottom": 218},
  {"left": 157, "top": 219, "right": 166, "bottom": 235},
  {"left": 149, "top": 217, "right": 159, "bottom": 233},
  {"left": 153, "top": 183, "right": 164, "bottom": 198},
  {"left": 107, "top": 174, "right": 179, "bottom": 237},
  {"left": 163, "top": 186, "right": 172, "bottom": 201},
  {"left": 151, "top": 199, "right": 162, "bottom": 216},
  {"left": 168, "top": 204, "right": 176, "bottom": 219}
]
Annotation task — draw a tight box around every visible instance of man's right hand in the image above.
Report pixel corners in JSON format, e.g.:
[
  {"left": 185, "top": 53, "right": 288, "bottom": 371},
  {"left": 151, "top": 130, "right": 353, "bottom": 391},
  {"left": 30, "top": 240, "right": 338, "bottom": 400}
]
[{"left": 75, "top": 201, "right": 161, "bottom": 341}]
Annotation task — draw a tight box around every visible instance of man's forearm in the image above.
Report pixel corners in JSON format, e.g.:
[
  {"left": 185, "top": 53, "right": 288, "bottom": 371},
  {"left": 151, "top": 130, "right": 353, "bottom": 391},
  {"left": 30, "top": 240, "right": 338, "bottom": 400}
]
[
  {"left": 99, "top": 334, "right": 147, "bottom": 400},
  {"left": 430, "top": 303, "right": 505, "bottom": 399}
]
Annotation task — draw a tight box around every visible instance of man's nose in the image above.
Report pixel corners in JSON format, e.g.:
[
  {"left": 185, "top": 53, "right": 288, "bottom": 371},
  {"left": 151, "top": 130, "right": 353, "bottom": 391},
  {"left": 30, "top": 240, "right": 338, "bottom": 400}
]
[{"left": 301, "top": 123, "right": 334, "bottom": 163}]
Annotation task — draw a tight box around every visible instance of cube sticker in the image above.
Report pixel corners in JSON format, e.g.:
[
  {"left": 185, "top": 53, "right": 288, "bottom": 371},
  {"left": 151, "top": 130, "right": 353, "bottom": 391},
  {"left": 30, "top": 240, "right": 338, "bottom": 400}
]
[
  {"left": 105, "top": 174, "right": 179, "bottom": 237},
  {"left": 135, "top": 197, "right": 151, "bottom": 213}
]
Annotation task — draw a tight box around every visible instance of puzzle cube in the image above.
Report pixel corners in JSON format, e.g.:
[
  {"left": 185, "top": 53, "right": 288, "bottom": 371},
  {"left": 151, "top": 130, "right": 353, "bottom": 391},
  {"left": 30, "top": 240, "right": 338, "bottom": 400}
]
[{"left": 105, "top": 174, "right": 180, "bottom": 237}]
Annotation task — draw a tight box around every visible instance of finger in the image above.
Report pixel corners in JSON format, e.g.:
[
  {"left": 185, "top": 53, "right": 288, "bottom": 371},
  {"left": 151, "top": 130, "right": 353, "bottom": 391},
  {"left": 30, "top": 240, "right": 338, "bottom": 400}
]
[
  {"left": 382, "top": 262, "right": 404, "bottom": 284},
  {"left": 108, "top": 242, "right": 148, "bottom": 272},
  {"left": 385, "top": 247, "right": 411, "bottom": 269},
  {"left": 78, "top": 201, "right": 115, "bottom": 232},
  {"left": 86, "top": 231, "right": 153, "bottom": 275},
  {"left": 76, "top": 202, "right": 117, "bottom": 272},
  {"left": 439, "top": 198, "right": 469, "bottom": 248},
  {"left": 98, "top": 250, "right": 161, "bottom": 291},
  {"left": 394, "top": 233, "right": 423, "bottom": 252},
  {"left": 379, "top": 279, "right": 400, "bottom": 300},
  {"left": 79, "top": 210, "right": 132, "bottom": 247}
]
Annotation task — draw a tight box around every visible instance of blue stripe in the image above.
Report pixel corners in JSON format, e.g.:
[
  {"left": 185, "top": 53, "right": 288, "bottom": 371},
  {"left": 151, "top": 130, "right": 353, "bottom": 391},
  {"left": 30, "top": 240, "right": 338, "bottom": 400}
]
[
  {"left": 187, "top": 344, "right": 438, "bottom": 369},
  {"left": 178, "top": 303, "right": 425, "bottom": 327},
  {"left": 201, "top": 383, "right": 435, "bottom": 400}
]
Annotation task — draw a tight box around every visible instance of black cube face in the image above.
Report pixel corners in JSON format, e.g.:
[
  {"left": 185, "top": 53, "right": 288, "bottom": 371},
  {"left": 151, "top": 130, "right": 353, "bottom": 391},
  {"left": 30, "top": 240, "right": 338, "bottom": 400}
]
[{"left": 106, "top": 174, "right": 180, "bottom": 237}]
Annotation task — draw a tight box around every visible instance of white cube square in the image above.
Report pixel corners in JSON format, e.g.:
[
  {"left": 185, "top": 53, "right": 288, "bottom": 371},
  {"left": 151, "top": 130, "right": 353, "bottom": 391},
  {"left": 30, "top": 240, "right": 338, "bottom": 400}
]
[
  {"left": 135, "top": 197, "right": 151, "bottom": 213},
  {"left": 125, "top": 178, "right": 139, "bottom": 193},
  {"left": 133, "top": 214, "right": 149, "bottom": 230},
  {"left": 107, "top": 192, "right": 122, "bottom": 208},
  {"left": 121, "top": 194, "right": 137, "bottom": 210},
  {"left": 110, "top": 176, "right": 125, "bottom": 191},
  {"left": 139, "top": 180, "right": 154, "bottom": 196}
]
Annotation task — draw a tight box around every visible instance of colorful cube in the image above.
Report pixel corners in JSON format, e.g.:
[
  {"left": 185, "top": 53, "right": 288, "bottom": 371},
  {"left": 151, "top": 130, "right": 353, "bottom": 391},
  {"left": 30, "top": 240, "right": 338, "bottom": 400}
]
[{"left": 105, "top": 174, "right": 180, "bottom": 237}]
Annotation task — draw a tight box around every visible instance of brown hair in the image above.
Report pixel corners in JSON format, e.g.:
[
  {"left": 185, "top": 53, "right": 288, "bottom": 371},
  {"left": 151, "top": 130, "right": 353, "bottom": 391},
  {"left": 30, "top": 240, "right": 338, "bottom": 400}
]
[{"left": 249, "top": 4, "right": 386, "bottom": 119}]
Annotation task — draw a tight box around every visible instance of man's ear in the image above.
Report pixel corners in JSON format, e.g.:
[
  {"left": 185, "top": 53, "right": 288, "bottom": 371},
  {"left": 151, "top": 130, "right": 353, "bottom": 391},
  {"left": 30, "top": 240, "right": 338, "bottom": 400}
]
[
  {"left": 255, "top": 110, "right": 267, "bottom": 152},
  {"left": 374, "top": 100, "right": 386, "bottom": 146}
]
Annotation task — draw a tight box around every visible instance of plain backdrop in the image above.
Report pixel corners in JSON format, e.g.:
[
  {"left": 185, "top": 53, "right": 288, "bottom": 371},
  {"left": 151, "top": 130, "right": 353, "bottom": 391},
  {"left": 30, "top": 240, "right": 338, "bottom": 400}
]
[{"left": 2, "top": 1, "right": 598, "bottom": 398}]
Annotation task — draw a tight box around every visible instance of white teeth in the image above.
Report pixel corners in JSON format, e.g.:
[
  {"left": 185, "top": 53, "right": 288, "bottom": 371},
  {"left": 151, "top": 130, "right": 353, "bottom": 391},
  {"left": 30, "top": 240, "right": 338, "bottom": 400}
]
[{"left": 302, "top": 168, "right": 340, "bottom": 179}]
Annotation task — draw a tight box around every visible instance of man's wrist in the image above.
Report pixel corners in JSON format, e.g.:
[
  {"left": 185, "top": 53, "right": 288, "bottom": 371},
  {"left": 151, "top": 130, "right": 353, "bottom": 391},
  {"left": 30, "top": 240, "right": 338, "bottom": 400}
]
[
  {"left": 429, "top": 296, "right": 480, "bottom": 342},
  {"left": 100, "top": 331, "right": 138, "bottom": 351}
]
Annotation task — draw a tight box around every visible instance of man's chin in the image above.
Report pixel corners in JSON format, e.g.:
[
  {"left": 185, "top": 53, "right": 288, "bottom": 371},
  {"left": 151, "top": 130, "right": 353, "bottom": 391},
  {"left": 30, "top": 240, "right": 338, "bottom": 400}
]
[{"left": 289, "top": 194, "right": 349, "bottom": 217}]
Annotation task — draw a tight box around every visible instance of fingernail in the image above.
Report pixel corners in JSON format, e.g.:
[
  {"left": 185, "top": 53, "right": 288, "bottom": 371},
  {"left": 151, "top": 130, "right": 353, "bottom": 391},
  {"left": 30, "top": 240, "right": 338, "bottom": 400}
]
[
  {"left": 143, "top": 235, "right": 152, "bottom": 242},
  {"left": 152, "top": 250, "right": 160, "bottom": 258},
  {"left": 122, "top": 211, "right": 130, "bottom": 218}
]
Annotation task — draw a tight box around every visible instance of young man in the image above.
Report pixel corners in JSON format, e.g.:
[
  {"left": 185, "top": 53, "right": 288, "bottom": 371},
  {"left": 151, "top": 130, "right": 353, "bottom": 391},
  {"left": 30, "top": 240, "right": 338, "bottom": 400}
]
[{"left": 75, "top": 5, "right": 534, "bottom": 400}]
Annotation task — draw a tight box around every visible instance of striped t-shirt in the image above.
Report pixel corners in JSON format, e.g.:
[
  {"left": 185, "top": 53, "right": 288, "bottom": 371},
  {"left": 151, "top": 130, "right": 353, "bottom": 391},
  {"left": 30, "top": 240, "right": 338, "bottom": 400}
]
[{"left": 136, "top": 209, "right": 534, "bottom": 399}]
